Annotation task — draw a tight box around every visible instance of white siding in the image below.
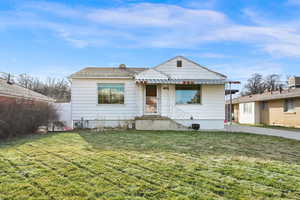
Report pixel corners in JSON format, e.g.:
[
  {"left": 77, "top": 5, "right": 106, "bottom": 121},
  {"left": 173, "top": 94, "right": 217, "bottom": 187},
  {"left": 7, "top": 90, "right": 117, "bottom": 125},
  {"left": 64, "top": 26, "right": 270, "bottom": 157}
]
[
  {"left": 174, "top": 119, "right": 224, "bottom": 130},
  {"left": 165, "top": 85, "right": 225, "bottom": 119},
  {"left": 238, "top": 102, "right": 260, "bottom": 124},
  {"left": 156, "top": 58, "right": 223, "bottom": 80},
  {"left": 71, "top": 79, "right": 225, "bottom": 129},
  {"left": 71, "top": 78, "right": 139, "bottom": 121},
  {"left": 136, "top": 84, "right": 144, "bottom": 117},
  {"left": 160, "top": 84, "right": 225, "bottom": 128}
]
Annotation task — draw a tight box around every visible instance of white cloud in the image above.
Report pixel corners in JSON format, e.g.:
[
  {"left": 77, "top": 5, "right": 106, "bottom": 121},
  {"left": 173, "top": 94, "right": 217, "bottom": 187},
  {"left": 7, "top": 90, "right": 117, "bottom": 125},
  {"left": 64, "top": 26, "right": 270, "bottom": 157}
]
[
  {"left": 263, "top": 43, "right": 300, "bottom": 57},
  {"left": 2, "top": 1, "right": 300, "bottom": 58},
  {"left": 86, "top": 3, "right": 227, "bottom": 27}
]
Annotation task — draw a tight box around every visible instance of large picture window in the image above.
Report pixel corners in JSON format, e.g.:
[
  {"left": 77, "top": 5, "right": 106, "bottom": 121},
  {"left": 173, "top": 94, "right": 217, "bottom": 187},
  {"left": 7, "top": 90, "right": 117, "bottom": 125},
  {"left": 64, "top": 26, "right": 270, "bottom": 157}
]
[
  {"left": 175, "top": 85, "right": 201, "bottom": 104},
  {"left": 98, "top": 83, "right": 124, "bottom": 104}
]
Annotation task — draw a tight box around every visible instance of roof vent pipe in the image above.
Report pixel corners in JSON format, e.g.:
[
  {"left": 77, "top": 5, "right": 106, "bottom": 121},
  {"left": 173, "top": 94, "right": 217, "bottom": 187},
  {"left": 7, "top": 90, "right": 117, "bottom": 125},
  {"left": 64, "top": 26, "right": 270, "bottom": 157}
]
[{"left": 7, "top": 73, "right": 13, "bottom": 85}]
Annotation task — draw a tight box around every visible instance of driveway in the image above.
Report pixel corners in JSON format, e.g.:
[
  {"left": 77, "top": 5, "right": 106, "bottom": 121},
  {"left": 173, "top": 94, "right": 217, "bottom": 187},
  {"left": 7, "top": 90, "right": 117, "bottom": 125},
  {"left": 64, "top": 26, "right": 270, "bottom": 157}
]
[{"left": 225, "top": 124, "right": 300, "bottom": 141}]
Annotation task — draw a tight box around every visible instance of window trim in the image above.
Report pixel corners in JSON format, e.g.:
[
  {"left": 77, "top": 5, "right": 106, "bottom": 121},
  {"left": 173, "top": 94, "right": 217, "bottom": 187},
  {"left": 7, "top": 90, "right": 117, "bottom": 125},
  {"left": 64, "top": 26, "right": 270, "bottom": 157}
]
[
  {"left": 175, "top": 84, "right": 202, "bottom": 105},
  {"left": 176, "top": 60, "right": 182, "bottom": 67},
  {"left": 97, "top": 83, "right": 125, "bottom": 105}
]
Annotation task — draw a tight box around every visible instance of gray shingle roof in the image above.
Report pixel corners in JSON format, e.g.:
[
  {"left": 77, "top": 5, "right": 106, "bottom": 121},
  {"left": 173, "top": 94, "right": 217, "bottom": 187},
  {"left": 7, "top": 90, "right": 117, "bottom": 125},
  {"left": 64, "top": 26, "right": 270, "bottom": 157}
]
[
  {"left": 0, "top": 78, "right": 55, "bottom": 102},
  {"left": 228, "top": 88, "right": 300, "bottom": 104},
  {"left": 70, "top": 67, "right": 147, "bottom": 78}
]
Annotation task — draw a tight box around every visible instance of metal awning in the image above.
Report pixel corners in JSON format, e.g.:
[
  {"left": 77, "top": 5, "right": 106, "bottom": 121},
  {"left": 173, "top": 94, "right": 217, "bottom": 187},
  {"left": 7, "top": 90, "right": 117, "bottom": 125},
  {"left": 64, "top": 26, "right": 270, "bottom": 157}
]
[{"left": 135, "top": 79, "right": 226, "bottom": 84}]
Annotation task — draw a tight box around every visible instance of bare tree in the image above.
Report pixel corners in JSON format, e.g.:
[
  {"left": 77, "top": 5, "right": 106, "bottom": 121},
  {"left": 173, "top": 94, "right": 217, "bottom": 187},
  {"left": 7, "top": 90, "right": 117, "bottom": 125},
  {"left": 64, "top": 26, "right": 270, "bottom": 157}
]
[
  {"left": 14, "top": 73, "right": 70, "bottom": 101},
  {"left": 264, "top": 74, "right": 282, "bottom": 91},
  {"left": 42, "top": 77, "right": 71, "bottom": 101},
  {"left": 243, "top": 73, "right": 288, "bottom": 96},
  {"left": 243, "top": 73, "right": 266, "bottom": 95},
  {"left": 17, "top": 74, "right": 41, "bottom": 90}
]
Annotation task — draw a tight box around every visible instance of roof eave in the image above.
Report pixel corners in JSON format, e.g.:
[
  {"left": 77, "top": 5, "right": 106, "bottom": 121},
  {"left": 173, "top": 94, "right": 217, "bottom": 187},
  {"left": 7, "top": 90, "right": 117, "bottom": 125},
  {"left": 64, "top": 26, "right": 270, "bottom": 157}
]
[
  {"left": 69, "top": 76, "right": 134, "bottom": 79},
  {"left": 230, "top": 95, "right": 300, "bottom": 104},
  {"left": 0, "top": 93, "right": 55, "bottom": 103}
]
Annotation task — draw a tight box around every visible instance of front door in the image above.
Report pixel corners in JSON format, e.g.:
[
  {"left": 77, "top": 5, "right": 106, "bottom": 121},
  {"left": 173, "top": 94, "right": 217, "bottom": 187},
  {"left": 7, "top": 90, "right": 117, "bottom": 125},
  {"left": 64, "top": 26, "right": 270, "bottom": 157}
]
[{"left": 145, "top": 85, "right": 158, "bottom": 114}]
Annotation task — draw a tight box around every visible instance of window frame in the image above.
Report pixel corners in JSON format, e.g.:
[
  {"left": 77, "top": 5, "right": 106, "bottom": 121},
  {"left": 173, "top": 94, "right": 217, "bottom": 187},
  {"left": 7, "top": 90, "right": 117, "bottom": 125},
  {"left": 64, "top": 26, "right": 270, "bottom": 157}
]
[
  {"left": 176, "top": 60, "right": 182, "bottom": 67},
  {"left": 284, "top": 99, "right": 295, "bottom": 113},
  {"left": 175, "top": 84, "right": 202, "bottom": 105},
  {"left": 97, "top": 83, "right": 125, "bottom": 105}
]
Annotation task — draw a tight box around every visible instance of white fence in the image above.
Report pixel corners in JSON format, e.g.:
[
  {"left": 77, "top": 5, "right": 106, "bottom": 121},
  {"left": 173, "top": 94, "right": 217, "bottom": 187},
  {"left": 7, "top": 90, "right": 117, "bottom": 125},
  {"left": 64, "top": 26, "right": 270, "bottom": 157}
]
[{"left": 54, "top": 103, "right": 72, "bottom": 129}]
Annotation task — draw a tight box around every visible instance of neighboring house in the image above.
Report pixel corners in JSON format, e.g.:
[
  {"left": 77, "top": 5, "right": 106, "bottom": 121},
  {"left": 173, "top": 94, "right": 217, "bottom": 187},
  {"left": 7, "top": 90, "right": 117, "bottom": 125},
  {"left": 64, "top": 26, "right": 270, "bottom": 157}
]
[
  {"left": 228, "top": 80, "right": 300, "bottom": 127},
  {"left": 0, "top": 78, "right": 54, "bottom": 103},
  {"left": 69, "top": 56, "right": 227, "bottom": 130}
]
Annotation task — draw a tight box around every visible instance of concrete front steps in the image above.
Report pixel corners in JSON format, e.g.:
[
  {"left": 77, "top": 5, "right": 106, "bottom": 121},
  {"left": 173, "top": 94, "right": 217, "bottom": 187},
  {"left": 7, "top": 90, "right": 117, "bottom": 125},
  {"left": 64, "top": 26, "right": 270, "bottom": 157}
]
[{"left": 135, "top": 115, "right": 189, "bottom": 131}]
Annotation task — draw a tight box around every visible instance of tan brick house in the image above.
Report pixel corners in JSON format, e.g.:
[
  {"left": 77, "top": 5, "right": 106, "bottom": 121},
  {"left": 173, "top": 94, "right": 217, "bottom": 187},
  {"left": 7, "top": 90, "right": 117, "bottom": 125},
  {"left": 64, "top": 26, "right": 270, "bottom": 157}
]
[{"left": 228, "top": 88, "right": 300, "bottom": 128}]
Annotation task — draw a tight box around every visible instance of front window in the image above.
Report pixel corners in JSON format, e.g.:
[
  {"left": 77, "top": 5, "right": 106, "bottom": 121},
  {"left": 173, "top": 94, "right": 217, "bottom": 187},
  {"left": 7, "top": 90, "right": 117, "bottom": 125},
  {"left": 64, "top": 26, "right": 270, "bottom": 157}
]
[
  {"left": 175, "top": 85, "right": 201, "bottom": 104},
  {"left": 97, "top": 83, "right": 124, "bottom": 104},
  {"left": 284, "top": 99, "right": 295, "bottom": 112}
]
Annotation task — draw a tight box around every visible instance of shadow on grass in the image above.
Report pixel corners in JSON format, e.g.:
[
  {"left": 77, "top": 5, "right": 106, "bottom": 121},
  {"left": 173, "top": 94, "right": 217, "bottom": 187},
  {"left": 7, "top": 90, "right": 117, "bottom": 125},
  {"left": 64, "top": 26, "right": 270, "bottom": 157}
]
[
  {"left": 0, "top": 131, "right": 68, "bottom": 149},
  {"left": 1, "top": 130, "right": 300, "bottom": 164}
]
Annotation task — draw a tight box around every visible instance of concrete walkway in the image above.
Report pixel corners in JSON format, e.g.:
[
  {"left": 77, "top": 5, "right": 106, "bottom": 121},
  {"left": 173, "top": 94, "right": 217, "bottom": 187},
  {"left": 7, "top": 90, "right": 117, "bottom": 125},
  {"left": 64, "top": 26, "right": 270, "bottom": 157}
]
[{"left": 225, "top": 125, "right": 300, "bottom": 141}]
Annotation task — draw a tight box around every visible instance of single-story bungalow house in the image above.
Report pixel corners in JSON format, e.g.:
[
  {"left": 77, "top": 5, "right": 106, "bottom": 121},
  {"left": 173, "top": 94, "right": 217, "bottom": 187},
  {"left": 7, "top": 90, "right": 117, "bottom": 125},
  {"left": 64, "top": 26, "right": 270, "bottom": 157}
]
[
  {"left": 228, "top": 80, "right": 300, "bottom": 127},
  {"left": 0, "top": 78, "right": 54, "bottom": 103},
  {"left": 69, "top": 56, "right": 227, "bottom": 130}
]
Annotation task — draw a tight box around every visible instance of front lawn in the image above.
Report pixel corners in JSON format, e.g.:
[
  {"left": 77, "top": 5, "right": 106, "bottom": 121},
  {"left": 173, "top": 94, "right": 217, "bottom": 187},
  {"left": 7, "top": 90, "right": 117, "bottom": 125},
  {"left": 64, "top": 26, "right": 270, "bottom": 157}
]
[{"left": 0, "top": 131, "right": 300, "bottom": 200}]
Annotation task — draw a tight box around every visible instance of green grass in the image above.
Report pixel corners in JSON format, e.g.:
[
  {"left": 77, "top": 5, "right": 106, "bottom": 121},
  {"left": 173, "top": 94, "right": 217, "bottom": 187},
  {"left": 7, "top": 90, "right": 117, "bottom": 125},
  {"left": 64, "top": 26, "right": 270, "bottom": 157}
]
[{"left": 0, "top": 131, "right": 300, "bottom": 200}]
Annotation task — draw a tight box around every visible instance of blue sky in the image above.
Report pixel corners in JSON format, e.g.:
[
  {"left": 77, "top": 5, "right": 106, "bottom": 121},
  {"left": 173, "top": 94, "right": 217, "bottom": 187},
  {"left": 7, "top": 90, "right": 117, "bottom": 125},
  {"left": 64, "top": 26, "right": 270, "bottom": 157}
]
[{"left": 1, "top": 0, "right": 300, "bottom": 87}]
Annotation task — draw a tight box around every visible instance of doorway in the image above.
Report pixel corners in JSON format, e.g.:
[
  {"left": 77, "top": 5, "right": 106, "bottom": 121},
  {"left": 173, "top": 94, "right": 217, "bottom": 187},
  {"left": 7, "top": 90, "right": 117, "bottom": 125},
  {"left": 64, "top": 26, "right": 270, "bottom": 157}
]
[{"left": 145, "top": 85, "right": 158, "bottom": 114}]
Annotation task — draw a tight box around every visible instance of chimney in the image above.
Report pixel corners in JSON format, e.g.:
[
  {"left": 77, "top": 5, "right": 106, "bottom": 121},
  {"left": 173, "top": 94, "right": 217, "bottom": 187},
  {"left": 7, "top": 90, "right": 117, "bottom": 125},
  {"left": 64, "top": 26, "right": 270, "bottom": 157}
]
[
  {"left": 119, "top": 64, "right": 126, "bottom": 69},
  {"left": 6, "top": 73, "right": 13, "bottom": 85},
  {"left": 288, "top": 76, "right": 300, "bottom": 88}
]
